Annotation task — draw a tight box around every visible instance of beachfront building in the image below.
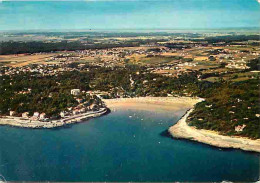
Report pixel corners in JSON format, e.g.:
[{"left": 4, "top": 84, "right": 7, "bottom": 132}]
[
  {"left": 33, "top": 112, "right": 40, "bottom": 118},
  {"left": 71, "top": 89, "right": 80, "bottom": 96},
  {"left": 80, "top": 108, "right": 86, "bottom": 113},
  {"left": 72, "top": 110, "right": 79, "bottom": 115},
  {"left": 9, "top": 111, "right": 16, "bottom": 116},
  {"left": 39, "top": 113, "right": 46, "bottom": 120},
  {"left": 60, "top": 111, "right": 66, "bottom": 118},
  {"left": 22, "top": 112, "right": 29, "bottom": 118}
]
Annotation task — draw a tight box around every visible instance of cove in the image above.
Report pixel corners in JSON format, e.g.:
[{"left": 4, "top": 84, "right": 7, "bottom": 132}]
[{"left": 0, "top": 108, "right": 259, "bottom": 182}]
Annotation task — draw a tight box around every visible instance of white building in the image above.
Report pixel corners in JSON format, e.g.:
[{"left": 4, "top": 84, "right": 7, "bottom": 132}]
[
  {"left": 33, "top": 112, "right": 40, "bottom": 118},
  {"left": 10, "top": 111, "right": 16, "bottom": 116},
  {"left": 60, "top": 111, "right": 66, "bottom": 118},
  {"left": 71, "top": 89, "right": 80, "bottom": 96}
]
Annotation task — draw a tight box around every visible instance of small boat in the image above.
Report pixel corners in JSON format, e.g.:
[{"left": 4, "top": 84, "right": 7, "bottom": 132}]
[{"left": 129, "top": 116, "right": 132, "bottom": 118}]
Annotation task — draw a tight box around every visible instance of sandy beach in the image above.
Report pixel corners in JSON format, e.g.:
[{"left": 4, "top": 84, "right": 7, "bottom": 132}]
[{"left": 103, "top": 97, "right": 200, "bottom": 112}]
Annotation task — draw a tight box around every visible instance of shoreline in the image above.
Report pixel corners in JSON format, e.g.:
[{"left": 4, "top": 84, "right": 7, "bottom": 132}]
[
  {"left": 169, "top": 108, "right": 260, "bottom": 153},
  {"left": 105, "top": 97, "right": 260, "bottom": 153},
  {"left": 1, "top": 96, "right": 259, "bottom": 153},
  {"left": 0, "top": 107, "right": 108, "bottom": 129},
  {"left": 103, "top": 97, "right": 200, "bottom": 112}
]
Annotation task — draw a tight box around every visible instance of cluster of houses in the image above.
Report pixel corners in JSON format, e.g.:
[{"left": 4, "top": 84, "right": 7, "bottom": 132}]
[
  {"left": 78, "top": 47, "right": 171, "bottom": 59},
  {"left": 1, "top": 43, "right": 258, "bottom": 79},
  {"left": 10, "top": 111, "right": 47, "bottom": 121},
  {"left": 39, "top": 47, "right": 176, "bottom": 68},
  {"left": 47, "top": 53, "right": 82, "bottom": 62},
  {"left": 226, "top": 60, "right": 250, "bottom": 70},
  {"left": 63, "top": 89, "right": 105, "bottom": 117},
  {"left": 7, "top": 88, "right": 106, "bottom": 122},
  {"left": 149, "top": 62, "right": 197, "bottom": 78},
  {"left": 0, "top": 63, "right": 84, "bottom": 77}
]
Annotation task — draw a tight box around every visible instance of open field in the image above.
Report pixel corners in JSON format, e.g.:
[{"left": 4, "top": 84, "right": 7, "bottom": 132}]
[
  {"left": 0, "top": 53, "right": 57, "bottom": 67},
  {"left": 203, "top": 71, "right": 260, "bottom": 82},
  {"left": 139, "top": 55, "right": 181, "bottom": 65}
]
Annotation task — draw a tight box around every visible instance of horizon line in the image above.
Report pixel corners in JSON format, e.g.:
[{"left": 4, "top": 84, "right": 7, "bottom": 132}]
[{"left": 1, "top": 27, "right": 260, "bottom": 33}]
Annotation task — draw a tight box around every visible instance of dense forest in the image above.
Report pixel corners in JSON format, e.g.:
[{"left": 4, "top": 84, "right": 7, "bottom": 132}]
[
  {"left": 188, "top": 79, "right": 260, "bottom": 139},
  {"left": 0, "top": 38, "right": 169, "bottom": 55},
  {"left": 190, "top": 35, "right": 260, "bottom": 43},
  {"left": 204, "top": 35, "right": 260, "bottom": 43},
  {"left": 0, "top": 41, "right": 138, "bottom": 55},
  {"left": 247, "top": 57, "right": 260, "bottom": 71}
]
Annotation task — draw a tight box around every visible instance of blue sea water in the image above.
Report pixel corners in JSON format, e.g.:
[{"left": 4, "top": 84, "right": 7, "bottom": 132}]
[
  {"left": 0, "top": 0, "right": 259, "bottom": 31},
  {"left": 0, "top": 108, "right": 259, "bottom": 182}
]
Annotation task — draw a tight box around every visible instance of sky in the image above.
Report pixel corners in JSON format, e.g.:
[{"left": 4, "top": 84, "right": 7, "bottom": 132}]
[{"left": 0, "top": 0, "right": 259, "bottom": 31}]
